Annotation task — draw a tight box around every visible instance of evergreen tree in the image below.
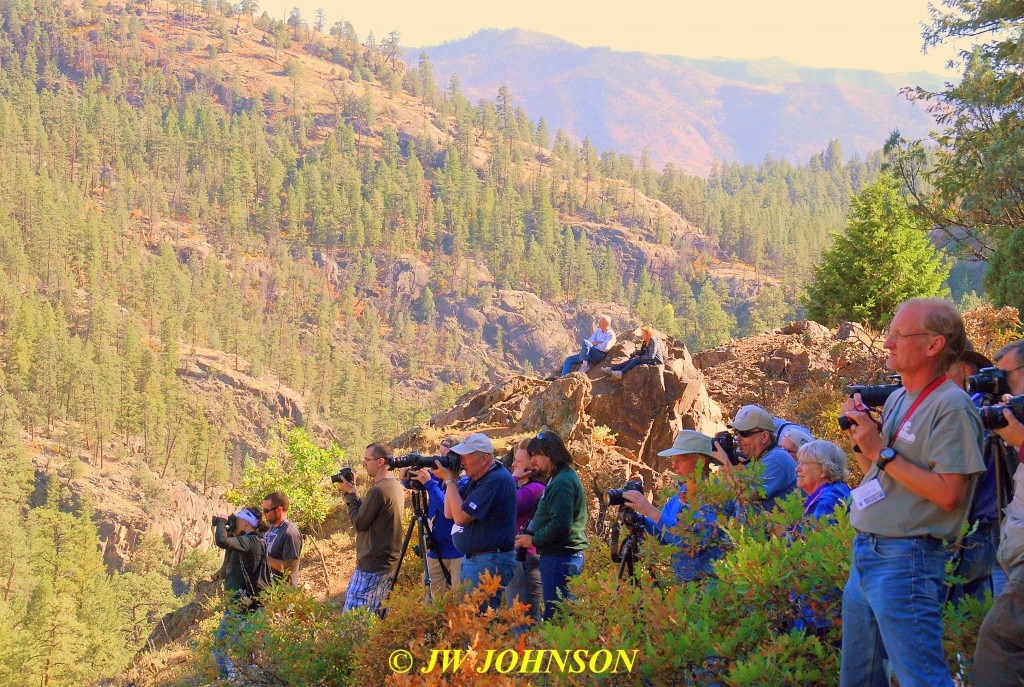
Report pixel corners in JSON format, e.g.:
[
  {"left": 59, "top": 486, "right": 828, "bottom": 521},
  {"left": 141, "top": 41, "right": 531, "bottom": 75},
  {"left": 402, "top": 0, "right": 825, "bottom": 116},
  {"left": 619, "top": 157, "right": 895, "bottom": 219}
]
[{"left": 804, "top": 175, "right": 950, "bottom": 328}]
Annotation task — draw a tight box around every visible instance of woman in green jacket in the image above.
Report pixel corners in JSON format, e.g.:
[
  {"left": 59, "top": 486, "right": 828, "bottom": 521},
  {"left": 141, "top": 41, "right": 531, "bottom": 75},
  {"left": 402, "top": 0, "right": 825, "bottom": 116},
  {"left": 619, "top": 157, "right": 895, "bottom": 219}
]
[{"left": 514, "top": 430, "right": 588, "bottom": 620}]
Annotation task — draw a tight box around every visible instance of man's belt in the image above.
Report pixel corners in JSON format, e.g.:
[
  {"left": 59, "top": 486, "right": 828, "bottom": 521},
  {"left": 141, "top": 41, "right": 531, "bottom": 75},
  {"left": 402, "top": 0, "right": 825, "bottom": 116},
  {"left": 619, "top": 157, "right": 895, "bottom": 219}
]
[{"left": 464, "top": 548, "right": 512, "bottom": 556}]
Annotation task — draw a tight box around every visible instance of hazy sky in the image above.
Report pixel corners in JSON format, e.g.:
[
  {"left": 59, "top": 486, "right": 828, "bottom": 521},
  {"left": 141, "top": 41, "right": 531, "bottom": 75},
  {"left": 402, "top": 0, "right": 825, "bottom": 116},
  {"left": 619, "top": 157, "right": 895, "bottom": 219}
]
[{"left": 261, "top": 0, "right": 963, "bottom": 76}]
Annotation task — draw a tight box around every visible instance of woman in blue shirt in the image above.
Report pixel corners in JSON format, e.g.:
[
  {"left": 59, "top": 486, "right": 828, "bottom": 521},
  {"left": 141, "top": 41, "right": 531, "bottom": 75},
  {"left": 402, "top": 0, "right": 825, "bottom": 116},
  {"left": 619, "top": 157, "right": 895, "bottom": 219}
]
[{"left": 795, "top": 439, "right": 851, "bottom": 520}]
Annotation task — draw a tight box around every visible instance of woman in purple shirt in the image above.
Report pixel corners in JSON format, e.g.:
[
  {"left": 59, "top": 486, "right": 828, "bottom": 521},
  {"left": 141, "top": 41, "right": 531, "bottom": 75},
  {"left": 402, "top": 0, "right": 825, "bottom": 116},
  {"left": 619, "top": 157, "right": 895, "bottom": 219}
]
[{"left": 506, "top": 437, "right": 545, "bottom": 626}]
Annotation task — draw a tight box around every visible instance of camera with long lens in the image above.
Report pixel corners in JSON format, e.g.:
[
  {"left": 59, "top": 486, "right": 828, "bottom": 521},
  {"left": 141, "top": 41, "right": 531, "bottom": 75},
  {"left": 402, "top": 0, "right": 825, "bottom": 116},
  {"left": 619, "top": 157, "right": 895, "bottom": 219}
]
[
  {"left": 713, "top": 431, "right": 743, "bottom": 465},
  {"left": 837, "top": 377, "right": 903, "bottom": 430},
  {"left": 968, "top": 367, "right": 1010, "bottom": 398},
  {"left": 330, "top": 466, "right": 354, "bottom": 484},
  {"left": 605, "top": 479, "right": 645, "bottom": 508},
  {"left": 980, "top": 395, "right": 1024, "bottom": 431},
  {"left": 387, "top": 450, "right": 462, "bottom": 477}
]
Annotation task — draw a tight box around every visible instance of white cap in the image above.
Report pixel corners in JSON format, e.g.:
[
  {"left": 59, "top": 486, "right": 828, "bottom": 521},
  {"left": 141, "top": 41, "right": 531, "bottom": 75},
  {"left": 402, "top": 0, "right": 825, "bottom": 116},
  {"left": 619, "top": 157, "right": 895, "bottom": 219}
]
[{"left": 449, "top": 432, "right": 494, "bottom": 456}]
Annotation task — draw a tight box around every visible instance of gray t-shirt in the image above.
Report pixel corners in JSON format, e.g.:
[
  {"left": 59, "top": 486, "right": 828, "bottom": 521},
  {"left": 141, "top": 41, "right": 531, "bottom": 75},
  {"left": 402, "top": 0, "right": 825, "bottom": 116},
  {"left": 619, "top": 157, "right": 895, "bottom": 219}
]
[{"left": 850, "top": 379, "right": 984, "bottom": 540}]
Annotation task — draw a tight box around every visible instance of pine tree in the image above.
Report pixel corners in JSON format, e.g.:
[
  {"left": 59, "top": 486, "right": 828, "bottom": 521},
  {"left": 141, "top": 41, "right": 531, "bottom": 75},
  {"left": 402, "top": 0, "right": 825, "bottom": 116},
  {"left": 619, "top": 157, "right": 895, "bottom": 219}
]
[{"left": 804, "top": 174, "right": 950, "bottom": 328}]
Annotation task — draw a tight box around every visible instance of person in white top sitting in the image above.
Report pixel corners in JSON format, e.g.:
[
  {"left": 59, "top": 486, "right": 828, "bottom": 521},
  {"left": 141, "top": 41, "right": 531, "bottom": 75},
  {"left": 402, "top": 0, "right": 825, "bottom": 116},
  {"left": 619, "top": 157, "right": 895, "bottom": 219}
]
[{"left": 560, "top": 315, "right": 616, "bottom": 377}]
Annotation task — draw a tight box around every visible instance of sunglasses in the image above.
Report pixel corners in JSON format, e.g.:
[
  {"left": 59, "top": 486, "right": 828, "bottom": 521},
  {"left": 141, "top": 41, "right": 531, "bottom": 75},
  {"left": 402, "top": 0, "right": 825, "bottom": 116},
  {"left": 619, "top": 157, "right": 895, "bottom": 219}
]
[
  {"left": 263, "top": 506, "right": 280, "bottom": 513},
  {"left": 736, "top": 428, "right": 764, "bottom": 438}
]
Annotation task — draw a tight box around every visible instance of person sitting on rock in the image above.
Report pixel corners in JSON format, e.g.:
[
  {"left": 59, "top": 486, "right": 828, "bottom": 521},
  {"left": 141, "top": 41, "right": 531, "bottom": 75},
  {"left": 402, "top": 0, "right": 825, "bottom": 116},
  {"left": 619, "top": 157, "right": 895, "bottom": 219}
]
[
  {"left": 560, "top": 315, "right": 616, "bottom": 377},
  {"left": 604, "top": 326, "right": 664, "bottom": 379}
]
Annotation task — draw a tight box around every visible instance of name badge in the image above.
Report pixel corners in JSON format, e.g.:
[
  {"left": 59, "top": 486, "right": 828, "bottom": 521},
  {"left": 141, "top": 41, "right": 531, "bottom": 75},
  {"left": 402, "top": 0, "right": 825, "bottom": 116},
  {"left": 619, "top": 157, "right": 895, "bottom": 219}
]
[{"left": 851, "top": 479, "right": 886, "bottom": 510}]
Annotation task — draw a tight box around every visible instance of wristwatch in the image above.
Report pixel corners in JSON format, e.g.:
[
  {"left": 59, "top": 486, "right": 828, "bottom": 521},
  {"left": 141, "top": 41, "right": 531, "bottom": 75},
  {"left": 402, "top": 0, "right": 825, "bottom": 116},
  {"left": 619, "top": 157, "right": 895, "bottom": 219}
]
[
  {"left": 876, "top": 447, "right": 897, "bottom": 471},
  {"left": 445, "top": 478, "right": 457, "bottom": 486}
]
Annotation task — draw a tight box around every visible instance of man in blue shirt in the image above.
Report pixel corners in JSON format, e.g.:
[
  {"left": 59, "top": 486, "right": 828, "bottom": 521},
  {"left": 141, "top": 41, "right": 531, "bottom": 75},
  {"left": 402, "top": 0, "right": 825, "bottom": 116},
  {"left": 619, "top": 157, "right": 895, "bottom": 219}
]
[
  {"left": 622, "top": 430, "right": 735, "bottom": 581},
  {"left": 433, "top": 433, "right": 518, "bottom": 611},
  {"left": 725, "top": 405, "right": 798, "bottom": 510}
]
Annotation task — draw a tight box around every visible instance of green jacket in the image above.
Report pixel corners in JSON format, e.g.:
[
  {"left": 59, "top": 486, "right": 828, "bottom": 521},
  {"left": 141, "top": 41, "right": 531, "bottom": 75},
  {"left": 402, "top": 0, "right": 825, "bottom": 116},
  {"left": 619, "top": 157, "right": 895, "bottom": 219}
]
[{"left": 532, "top": 465, "right": 589, "bottom": 556}]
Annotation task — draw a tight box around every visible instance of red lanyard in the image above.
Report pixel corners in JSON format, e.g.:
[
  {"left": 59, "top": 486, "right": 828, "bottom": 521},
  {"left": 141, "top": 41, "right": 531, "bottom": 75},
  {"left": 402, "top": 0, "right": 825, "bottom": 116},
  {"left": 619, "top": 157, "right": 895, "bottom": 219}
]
[{"left": 885, "top": 374, "right": 947, "bottom": 447}]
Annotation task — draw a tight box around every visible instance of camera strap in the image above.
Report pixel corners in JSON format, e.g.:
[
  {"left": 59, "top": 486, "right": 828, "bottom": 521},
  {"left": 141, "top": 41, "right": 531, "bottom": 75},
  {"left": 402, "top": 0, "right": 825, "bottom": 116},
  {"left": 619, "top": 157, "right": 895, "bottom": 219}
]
[{"left": 884, "top": 374, "right": 947, "bottom": 448}]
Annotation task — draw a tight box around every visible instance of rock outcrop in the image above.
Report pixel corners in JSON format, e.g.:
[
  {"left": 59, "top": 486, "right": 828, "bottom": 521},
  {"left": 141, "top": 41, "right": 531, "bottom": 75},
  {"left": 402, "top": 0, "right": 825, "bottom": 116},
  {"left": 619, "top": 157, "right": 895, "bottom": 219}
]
[{"left": 398, "top": 328, "right": 723, "bottom": 483}]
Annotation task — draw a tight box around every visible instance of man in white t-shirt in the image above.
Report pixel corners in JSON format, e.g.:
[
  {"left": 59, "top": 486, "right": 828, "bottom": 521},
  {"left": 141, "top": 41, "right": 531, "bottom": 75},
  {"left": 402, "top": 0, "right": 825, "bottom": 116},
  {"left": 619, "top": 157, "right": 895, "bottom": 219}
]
[{"left": 560, "top": 315, "right": 616, "bottom": 376}]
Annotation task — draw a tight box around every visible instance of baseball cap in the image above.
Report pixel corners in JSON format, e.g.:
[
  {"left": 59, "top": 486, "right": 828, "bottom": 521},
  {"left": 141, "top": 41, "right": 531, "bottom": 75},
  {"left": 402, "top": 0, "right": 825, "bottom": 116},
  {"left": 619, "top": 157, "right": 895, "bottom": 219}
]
[
  {"left": 728, "top": 405, "right": 776, "bottom": 432},
  {"left": 449, "top": 432, "right": 494, "bottom": 456},
  {"left": 657, "top": 430, "right": 715, "bottom": 458},
  {"left": 780, "top": 427, "right": 814, "bottom": 449}
]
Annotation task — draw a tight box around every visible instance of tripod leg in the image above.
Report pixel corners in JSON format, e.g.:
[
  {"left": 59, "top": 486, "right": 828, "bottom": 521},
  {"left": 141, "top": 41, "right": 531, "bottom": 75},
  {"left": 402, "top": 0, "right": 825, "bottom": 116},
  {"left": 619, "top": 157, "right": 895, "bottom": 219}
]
[{"left": 387, "top": 516, "right": 418, "bottom": 599}]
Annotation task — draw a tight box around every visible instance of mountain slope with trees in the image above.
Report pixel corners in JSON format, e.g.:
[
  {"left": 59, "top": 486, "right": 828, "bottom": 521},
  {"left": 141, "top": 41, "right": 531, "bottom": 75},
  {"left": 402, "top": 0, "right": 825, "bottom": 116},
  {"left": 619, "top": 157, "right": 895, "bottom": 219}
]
[
  {"left": 0, "top": 1, "right": 897, "bottom": 682},
  {"left": 412, "top": 28, "right": 937, "bottom": 174}
]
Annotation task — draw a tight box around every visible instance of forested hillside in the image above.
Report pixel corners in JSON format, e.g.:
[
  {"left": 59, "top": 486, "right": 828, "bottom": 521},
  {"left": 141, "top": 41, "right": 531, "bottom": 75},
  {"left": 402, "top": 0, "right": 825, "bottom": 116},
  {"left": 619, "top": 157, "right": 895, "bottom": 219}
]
[{"left": 0, "top": 1, "right": 897, "bottom": 682}]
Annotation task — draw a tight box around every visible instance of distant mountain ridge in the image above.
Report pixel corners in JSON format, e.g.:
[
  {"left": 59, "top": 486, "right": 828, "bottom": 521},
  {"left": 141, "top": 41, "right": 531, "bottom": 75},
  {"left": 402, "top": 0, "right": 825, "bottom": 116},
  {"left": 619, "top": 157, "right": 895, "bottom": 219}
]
[{"left": 412, "top": 29, "right": 941, "bottom": 174}]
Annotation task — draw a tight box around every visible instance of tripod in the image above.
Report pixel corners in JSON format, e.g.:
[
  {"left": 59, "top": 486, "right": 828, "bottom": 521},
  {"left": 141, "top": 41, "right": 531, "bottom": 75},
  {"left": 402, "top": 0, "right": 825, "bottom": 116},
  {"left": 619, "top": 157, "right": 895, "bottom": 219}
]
[
  {"left": 387, "top": 482, "right": 450, "bottom": 601},
  {"left": 611, "top": 507, "right": 647, "bottom": 585}
]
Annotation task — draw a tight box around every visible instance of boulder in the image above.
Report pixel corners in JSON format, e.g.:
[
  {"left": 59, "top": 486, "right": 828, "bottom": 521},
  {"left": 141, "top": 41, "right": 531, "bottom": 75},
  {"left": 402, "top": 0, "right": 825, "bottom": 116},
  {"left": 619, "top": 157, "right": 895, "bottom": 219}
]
[
  {"left": 780, "top": 320, "right": 832, "bottom": 340},
  {"left": 516, "top": 374, "right": 594, "bottom": 441},
  {"left": 694, "top": 347, "right": 737, "bottom": 369}
]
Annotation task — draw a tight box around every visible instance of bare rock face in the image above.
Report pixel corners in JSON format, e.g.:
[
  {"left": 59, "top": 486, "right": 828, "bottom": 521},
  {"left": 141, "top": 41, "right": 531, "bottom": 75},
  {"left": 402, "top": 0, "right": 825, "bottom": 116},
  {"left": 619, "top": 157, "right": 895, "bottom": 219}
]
[
  {"left": 94, "top": 480, "right": 229, "bottom": 571},
  {"left": 437, "top": 289, "right": 639, "bottom": 373},
  {"left": 516, "top": 374, "right": 595, "bottom": 442}
]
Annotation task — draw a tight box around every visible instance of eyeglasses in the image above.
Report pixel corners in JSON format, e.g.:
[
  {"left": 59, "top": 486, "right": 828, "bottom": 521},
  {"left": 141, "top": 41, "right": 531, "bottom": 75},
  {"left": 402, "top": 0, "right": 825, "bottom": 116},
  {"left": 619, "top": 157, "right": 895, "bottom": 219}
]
[
  {"left": 796, "top": 459, "right": 820, "bottom": 467},
  {"left": 887, "top": 331, "right": 934, "bottom": 343},
  {"left": 736, "top": 428, "right": 764, "bottom": 438},
  {"left": 1000, "top": 364, "right": 1024, "bottom": 375}
]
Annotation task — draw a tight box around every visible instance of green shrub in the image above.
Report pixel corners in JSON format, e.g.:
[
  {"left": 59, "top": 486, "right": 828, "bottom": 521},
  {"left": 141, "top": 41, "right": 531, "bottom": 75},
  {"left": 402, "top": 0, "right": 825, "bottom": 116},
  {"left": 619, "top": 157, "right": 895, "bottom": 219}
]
[{"left": 225, "top": 427, "right": 344, "bottom": 529}]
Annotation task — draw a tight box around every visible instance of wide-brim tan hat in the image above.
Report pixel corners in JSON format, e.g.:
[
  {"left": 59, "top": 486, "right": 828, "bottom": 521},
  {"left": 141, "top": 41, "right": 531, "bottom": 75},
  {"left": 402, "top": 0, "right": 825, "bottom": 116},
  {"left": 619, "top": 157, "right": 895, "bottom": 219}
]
[{"left": 657, "top": 430, "right": 714, "bottom": 458}]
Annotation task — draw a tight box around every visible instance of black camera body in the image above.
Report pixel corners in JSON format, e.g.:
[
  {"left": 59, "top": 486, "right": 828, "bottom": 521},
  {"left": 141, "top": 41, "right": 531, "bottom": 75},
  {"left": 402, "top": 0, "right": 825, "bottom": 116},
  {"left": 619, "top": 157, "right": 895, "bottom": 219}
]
[
  {"left": 981, "top": 394, "right": 1024, "bottom": 431},
  {"left": 838, "top": 380, "right": 903, "bottom": 430},
  {"left": 713, "top": 431, "right": 743, "bottom": 465},
  {"left": 387, "top": 450, "right": 462, "bottom": 476},
  {"left": 968, "top": 367, "right": 1010, "bottom": 398},
  {"left": 606, "top": 479, "right": 645, "bottom": 507},
  {"left": 515, "top": 525, "right": 534, "bottom": 562},
  {"left": 330, "top": 466, "right": 355, "bottom": 484}
]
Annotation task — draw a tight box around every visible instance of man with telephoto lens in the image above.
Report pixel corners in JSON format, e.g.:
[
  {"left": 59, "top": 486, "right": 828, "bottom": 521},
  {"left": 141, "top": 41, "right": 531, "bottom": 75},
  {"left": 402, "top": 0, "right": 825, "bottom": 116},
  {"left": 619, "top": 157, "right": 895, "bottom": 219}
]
[
  {"left": 211, "top": 507, "right": 272, "bottom": 680},
  {"left": 403, "top": 436, "right": 467, "bottom": 601},
  {"left": 839, "top": 298, "right": 984, "bottom": 687},
  {"left": 336, "top": 442, "right": 404, "bottom": 613},
  {"left": 973, "top": 338, "right": 1024, "bottom": 687},
  {"left": 723, "top": 404, "right": 797, "bottom": 511},
  {"left": 431, "top": 432, "right": 518, "bottom": 611},
  {"left": 622, "top": 430, "right": 736, "bottom": 581}
]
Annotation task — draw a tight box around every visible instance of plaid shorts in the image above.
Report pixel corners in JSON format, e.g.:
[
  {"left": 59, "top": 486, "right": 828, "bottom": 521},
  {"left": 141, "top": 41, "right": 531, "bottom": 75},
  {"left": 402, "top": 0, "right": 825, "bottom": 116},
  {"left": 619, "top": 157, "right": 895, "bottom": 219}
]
[{"left": 343, "top": 569, "right": 392, "bottom": 613}]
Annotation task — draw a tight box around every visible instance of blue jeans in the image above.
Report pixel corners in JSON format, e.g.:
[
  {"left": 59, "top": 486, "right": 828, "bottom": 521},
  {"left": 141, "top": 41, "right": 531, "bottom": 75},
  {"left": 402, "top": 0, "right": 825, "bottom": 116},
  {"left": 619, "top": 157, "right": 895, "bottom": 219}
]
[
  {"left": 461, "top": 551, "right": 515, "bottom": 611},
  {"left": 507, "top": 553, "right": 543, "bottom": 627},
  {"left": 840, "top": 533, "right": 952, "bottom": 687},
  {"left": 212, "top": 609, "right": 242, "bottom": 678},
  {"left": 560, "top": 341, "right": 606, "bottom": 376},
  {"left": 539, "top": 552, "right": 584, "bottom": 621},
  {"left": 611, "top": 357, "right": 658, "bottom": 375},
  {"left": 946, "top": 520, "right": 996, "bottom": 605}
]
